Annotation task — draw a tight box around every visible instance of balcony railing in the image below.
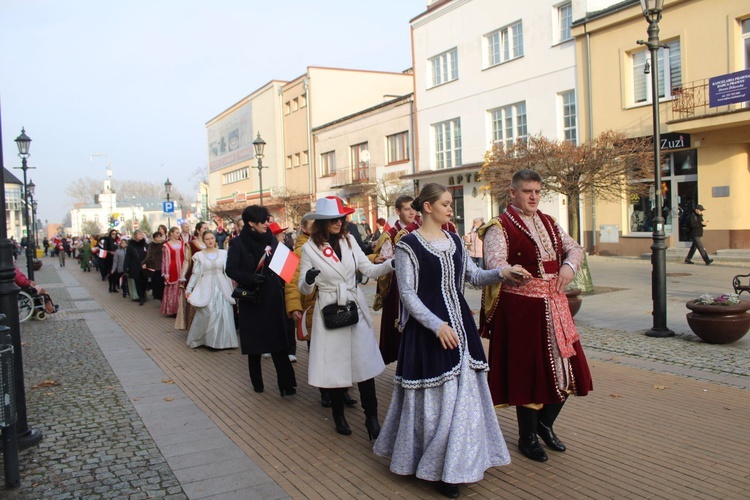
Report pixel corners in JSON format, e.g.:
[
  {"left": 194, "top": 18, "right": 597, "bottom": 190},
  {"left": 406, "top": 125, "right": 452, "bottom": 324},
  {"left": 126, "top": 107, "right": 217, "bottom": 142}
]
[
  {"left": 330, "top": 163, "right": 377, "bottom": 187},
  {"left": 667, "top": 78, "right": 749, "bottom": 123}
]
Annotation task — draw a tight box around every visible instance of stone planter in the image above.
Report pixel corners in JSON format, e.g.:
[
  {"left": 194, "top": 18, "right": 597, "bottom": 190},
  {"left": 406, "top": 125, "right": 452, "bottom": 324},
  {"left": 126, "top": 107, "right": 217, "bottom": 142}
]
[
  {"left": 685, "top": 300, "right": 750, "bottom": 344},
  {"left": 32, "top": 259, "right": 43, "bottom": 271},
  {"left": 566, "top": 288, "right": 583, "bottom": 318}
]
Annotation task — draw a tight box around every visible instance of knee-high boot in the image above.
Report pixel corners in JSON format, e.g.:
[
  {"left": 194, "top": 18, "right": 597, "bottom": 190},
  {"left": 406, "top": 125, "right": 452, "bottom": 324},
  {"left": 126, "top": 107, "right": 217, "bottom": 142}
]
[
  {"left": 538, "top": 401, "right": 566, "bottom": 452},
  {"left": 330, "top": 388, "right": 351, "bottom": 436},
  {"left": 358, "top": 378, "right": 380, "bottom": 441},
  {"left": 516, "top": 406, "right": 548, "bottom": 462}
]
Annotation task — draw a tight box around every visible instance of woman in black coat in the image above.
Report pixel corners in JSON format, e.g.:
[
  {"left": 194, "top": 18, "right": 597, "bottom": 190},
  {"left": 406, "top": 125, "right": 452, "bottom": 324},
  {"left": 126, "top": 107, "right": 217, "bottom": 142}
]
[
  {"left": 124, "top": 230, "right": 149, "bottom": 305},
  {"left": 97, "top": 229, "right": 119, "bottom": 281},
  {"left": 226, "top": 205, "right": 297, "bottom": 396}
]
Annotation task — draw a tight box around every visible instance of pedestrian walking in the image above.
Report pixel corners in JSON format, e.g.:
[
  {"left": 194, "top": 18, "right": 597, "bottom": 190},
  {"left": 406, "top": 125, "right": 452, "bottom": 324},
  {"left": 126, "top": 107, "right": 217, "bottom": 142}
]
[
  {"left": 227, "top": 205, "right": 297, "bottom": 397},
  {"left": 78, "top": 236, "right": 92, "bottom": 272},
  {"left": 481, "top": 169, "right": 593, "bottom": 463},
  {"left": 110, "top": 240, "right": 127, "bottom": 293},
  {"left": 185, "top": 231, "right": 238, "bottom": 349},
  {"left": 124, "top": 230, "right": 149, "bottom": 305},
  {"left": 374, "top": 184, "right": 510, "bottom": 499},
  {"left": 161, "top": 227, "right": 186, "bottom": 316},
  {"left": 142, "top": 231, "right": 165, "bottom": 300},
  {"left": 684, "top": 204, "right": 713, "bottom": 265},
  {"left": 96, "top": 229, "right": 119, "bottom": 281},
  {"left": 298, "top": 196, "right": 395, "bottom": 438},
  {"left": 463, "top": 217, "right": 485, "bottom": 268}
]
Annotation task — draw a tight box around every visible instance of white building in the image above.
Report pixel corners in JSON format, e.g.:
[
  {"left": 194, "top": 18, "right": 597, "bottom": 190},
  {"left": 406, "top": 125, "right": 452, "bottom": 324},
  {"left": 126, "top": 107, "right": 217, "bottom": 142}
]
[
  {"left": 313, "top": 94, "right": 415, "bottom": 226},
  {"left": 408, "top": 0, "right": 583, "bottom": 235},
  {"left": 3, "top": 167, "right": 25, "bottom": 242}
]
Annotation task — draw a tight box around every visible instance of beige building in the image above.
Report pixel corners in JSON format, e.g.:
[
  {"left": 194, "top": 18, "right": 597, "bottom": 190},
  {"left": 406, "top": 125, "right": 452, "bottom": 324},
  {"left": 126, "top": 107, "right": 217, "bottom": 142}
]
[
  {"left": 313, "top": 94, "right": 415, "bottom": 227},
  {"left": 206, "top": 80, "right": 287, "bottom": 222},
  {"left": 574, "top": 0, "right": 750, "bottom": 255}
]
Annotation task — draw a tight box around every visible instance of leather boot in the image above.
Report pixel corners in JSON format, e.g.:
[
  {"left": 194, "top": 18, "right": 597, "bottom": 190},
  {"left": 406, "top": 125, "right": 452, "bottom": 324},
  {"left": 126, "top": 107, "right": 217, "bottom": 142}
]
[
  {"left": 358, "top": 379, "right": 380, "bottom": 440},
  {"left": 516, "top": 406, "right": 548, "bottom": 462},
  {"left": 538, "top": 402, "right": 566, "bottom": 452},
  {"left": 330, "top": 389, "right": 351, "bottom": 435}
]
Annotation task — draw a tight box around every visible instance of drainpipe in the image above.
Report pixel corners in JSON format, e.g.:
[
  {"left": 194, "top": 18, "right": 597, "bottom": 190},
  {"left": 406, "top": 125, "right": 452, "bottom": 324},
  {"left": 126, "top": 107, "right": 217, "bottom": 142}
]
[
  {"left": 304, "top": 77, "right": 314, "bottom": 206},
  {"left": 278, "top": 84, "right": 286, "bottom": 195},
  {"left": 586, "top": 27, "right": 597, "bottom": 254}
]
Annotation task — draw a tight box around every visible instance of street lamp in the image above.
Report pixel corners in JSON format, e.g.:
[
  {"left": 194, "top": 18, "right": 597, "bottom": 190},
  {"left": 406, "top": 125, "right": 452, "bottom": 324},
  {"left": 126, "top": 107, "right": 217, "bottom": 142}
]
[
  {"left": 638, "top": 0, "right": 674, "bottom": 338},
  {"left": 14, "top": 129, "right": 35, "bottom": 280},
  {"left": 31, "top": 201, "right": 38, "bottom": 249},
  {"left": 252, "top": 132, "right": 268, "bottom": 206},
  {"left": 164, "top": 178, "right": 172, "bottom": 228}
]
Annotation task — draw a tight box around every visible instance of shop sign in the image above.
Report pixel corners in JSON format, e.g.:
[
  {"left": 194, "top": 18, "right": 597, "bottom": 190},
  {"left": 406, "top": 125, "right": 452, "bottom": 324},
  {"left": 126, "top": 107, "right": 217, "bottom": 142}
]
[{"left": 660, "top": 133, "right": 690, "bottom": 151}]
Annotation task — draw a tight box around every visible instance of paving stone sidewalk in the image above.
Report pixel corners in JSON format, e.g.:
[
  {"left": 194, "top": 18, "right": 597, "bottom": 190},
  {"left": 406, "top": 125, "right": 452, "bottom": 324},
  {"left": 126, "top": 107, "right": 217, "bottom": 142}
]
[{"left": 0, "top": 258, "right": 186, "bottom": 498}]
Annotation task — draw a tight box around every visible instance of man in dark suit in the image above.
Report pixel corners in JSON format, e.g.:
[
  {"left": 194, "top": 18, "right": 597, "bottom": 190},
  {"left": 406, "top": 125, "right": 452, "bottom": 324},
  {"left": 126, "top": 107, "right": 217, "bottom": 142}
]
[{"left": 685, "top": 204, "right": 713, "bottom": 265}]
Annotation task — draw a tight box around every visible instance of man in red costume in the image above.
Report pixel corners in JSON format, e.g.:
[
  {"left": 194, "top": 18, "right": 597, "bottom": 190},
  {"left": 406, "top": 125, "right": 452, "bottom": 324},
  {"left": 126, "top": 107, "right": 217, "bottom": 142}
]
[
  {"left": 480, "top": 169, "right": 592, "bottom": 463},
  {"left": 372, "top": 195, "right": 416, "bottom": 364}
]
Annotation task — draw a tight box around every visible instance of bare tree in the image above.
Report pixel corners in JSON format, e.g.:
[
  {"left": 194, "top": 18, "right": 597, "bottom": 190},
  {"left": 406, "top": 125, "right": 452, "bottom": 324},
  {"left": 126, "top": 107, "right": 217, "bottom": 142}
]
[
  {"left": 208, "top": 202, "right": 246, "bottom": 227},
  {"left": 66, "top": 177, "right": 101, "bottom": 205},
  {"left": 370, "top": 175, "right": 413, "bottom": 216},
  {"left": 481, "top": 131, "right": 653, "bottom": 241},
  {"left": 190, "top": 165, "right": 209, "bottom": 188},
  {"left": 81, "top": 220, "right": 102, "bottom": 237},
  {"left": 270, "top": 188, "right": 312, "bottom": 228}
]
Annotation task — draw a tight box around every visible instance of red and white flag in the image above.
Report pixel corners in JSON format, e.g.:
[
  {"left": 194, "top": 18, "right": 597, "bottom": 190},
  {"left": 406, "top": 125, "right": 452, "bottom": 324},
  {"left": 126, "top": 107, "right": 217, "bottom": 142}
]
[
  {"left": 269, "top": 243, "right": 299, "bottom": 283},
  {"left": 383, "top": 216, "right": 398, "bottom": 232}
]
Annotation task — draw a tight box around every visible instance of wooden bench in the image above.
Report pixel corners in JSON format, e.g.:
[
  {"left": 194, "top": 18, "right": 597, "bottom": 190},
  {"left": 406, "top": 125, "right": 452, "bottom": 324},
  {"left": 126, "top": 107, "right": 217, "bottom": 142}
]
[{"left": 732, "top": 273, "right": 750, "bottom": 295}]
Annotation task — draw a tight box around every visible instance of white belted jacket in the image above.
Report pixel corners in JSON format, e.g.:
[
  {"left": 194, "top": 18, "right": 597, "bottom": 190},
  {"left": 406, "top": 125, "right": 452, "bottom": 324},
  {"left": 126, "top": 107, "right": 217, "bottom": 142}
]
[{"left": 299, "top": 234, "right": 394, "bottom": 388}]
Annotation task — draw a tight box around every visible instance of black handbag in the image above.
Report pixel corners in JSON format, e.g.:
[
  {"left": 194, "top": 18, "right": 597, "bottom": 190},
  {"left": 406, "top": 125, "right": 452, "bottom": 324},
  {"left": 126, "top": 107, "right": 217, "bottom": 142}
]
[
  {"left": 321, "top": 300, "right": 359, "bottom": 329},
  {"left": 233, "top": 271, "right": 265, "bottom": 304}
]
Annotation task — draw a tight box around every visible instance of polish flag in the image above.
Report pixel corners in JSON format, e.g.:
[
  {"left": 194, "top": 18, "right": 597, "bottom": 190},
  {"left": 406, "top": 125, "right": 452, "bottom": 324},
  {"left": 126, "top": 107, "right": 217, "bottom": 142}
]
[
  {"left": 383, "top": 216, "right": 398, "bottom": 232},
  {"left": 269, "top": 243, "right": 299, "bottom": 283}
]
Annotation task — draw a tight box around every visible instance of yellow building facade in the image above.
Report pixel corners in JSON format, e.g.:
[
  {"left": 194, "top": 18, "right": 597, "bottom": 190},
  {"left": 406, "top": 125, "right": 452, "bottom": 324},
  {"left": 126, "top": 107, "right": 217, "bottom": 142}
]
[{"left": 574, "top": 0, "right": 750, "bottom": 255}]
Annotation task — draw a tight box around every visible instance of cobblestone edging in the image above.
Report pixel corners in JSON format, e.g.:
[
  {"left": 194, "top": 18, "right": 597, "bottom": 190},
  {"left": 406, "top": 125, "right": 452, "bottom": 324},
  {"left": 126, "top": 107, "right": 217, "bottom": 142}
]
[
  {"left": 579, "top": 324, "right": 750, "bottom": 387},
  {"left": 0, "top": 264, "right": 186, "bottom": 499}
]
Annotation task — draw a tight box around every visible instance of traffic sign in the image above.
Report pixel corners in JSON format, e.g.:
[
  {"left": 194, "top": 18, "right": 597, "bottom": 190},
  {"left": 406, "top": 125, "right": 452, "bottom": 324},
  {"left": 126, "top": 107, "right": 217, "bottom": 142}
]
[{"left": 163, "top": 201, "right": 175, "bottom": 213}]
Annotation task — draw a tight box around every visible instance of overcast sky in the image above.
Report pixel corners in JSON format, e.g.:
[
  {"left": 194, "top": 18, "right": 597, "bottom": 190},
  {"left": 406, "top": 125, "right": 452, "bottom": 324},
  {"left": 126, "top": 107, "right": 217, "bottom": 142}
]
[{"left": 0, "top": 0, "right": 423, "bottom": 223}]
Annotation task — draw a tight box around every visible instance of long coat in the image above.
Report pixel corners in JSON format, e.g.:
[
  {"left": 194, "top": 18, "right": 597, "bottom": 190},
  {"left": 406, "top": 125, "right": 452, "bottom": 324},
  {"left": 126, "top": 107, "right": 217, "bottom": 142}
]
[
  {"left": 226, "top": 227, "right": 289, "bottom": 355},
  {"left": 299, "top": 234, "right": 394, "bottom": 388}
]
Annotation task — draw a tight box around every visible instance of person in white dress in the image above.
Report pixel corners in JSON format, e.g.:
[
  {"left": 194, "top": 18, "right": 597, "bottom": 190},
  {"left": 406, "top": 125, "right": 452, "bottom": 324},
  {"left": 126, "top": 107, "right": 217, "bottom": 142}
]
[
  {"left": 184, "top": 231, "right": 238, "bottom": 349},
  {"left": 373, "top": 183, "right": 510, "bottom": 499}
]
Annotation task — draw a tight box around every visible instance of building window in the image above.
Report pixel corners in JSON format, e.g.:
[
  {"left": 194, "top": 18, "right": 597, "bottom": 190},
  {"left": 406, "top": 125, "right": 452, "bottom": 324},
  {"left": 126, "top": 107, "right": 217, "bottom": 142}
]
[
  {"left": 433, "top": 119, "right": 462, "bottom": 169},
  {"left": 284, "top": 101, "right": 291, "bottom": 115},
  {"left": 491, "top": 102, "right": 528, "bottom": 150},
  {"left": 300, "top": 93, "right": 307, "bottom": 107},
  {"left": 294, "top": 153, "right": 301, "bottom": 167},
  {"left": 292, "top": 98, "right": 299, "bottom": 112},
  {"left": 387, "top": 131, "right": 409, "bottom": 164},
  {"left": 557, "top": 3, "right": 573, "bottom": 43},
  {"left": 560, "top": 90, "right": 577, "bottom": 144},
  {"left": 81, "top": 215, "right": 87, "bottom": 224},
  {"left": 351, "top": 142, "right": 369, "bottom": 181},
  {"left": 430, "top": 48, "right": 458, "bottom": 87},
  {"left": 286, "top": 155, "right": 293, "bottom": 169},
  {"left": 302, "top": 150, "right": 309, "bottom": 165},
  {"left": 320, "top": 151, "right": 336, "bottom": 177},
  {"left": 632, "top": 40, "right": 681, "bottom": 104},
  {"left": 486, "top": 21, "right": 523, "bottom": 67},
  {"left": 222, "top": 167, "right": 249, "bottom": 184}
]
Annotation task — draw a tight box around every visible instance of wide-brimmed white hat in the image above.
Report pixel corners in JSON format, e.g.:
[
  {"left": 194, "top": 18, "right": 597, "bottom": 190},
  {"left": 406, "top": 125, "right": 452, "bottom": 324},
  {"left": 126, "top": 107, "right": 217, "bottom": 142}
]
[{"left": 309, "top": 196, "right": 356, "bottom": 220}]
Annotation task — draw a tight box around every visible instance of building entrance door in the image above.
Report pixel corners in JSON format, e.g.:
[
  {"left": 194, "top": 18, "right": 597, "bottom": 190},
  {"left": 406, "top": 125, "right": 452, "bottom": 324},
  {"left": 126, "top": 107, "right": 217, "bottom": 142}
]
[{"left": 676, "top": 180, "right": 698, "bottom": 242}]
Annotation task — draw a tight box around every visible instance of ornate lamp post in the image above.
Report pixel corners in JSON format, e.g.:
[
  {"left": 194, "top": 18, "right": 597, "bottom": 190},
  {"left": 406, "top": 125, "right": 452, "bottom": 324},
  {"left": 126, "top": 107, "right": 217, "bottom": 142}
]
[
  {"left": 164, "top": 178, "right": 172, "bottom": 228},
  {"left": 638, "top": 0, "right": 674, "bottom": 338},
  {"left": 14, "top": 129, "right": 35, "bottom": 280},
  {"left": 252, "top": 132, "right": 267, "bottom": 206},
  {"left": 31, "top": 201, "right": 38, "bottom": 249}
]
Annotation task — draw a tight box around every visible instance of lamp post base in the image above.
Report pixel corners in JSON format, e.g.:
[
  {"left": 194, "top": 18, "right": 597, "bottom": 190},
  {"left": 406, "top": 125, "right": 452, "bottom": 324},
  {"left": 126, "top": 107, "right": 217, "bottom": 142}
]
[
  {"left": 645, "top": 327, "right": 675, "bottom": 338},
  {"left": 17, "top": 427, "right": 43, "bottom": 450}
]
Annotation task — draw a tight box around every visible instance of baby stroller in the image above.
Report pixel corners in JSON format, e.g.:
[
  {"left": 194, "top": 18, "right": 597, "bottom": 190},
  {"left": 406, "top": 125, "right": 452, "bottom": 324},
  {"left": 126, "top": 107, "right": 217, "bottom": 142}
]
[{"left": 18, "top": 287, "right": 59, "bottom": 322}]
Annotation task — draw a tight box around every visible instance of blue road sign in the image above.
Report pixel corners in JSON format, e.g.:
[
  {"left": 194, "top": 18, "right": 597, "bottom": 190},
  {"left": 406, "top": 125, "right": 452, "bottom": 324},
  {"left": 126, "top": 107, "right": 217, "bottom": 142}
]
[{"left": 163, "top": 201, "right": 175, "bottom": 213}]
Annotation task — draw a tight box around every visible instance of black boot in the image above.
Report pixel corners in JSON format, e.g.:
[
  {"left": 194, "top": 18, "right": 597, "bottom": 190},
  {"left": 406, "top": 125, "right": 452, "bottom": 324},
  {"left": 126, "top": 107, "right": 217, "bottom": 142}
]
[
  {"left": 331, "top": 389, "right": 351, "bottom": 435},
  {"left": 343, "top": 389, "right": 358, "bottom": 407},
  {"left": 248, "top": 355, "right": 264, "bottom": 393},
  {"left": 358, "top": 379, "right": 380, "bottom": 441},
  {"left": 538, "top": 402, "right": 566, "bottom": 452},
  {"left": 516, "top": 406, "right": 548, "bottom": 462},
  {"left": 320, "top": 389, "right": 332, "bottom": 408}
]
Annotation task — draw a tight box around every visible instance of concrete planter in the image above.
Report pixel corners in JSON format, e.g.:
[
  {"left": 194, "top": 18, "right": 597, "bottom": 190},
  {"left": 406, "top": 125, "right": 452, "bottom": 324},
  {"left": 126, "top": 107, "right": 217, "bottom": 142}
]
[
  {"left": 566, "top": 288, "right": 583, "bottom": 318},
  {"left": 685, "top": 300, "right": 750, "bottom": 344}
]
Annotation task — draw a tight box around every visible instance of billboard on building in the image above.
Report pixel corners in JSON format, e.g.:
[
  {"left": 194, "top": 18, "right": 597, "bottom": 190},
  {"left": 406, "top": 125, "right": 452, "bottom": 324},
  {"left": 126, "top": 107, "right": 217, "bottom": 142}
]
[
  {"left": 709, "top": 69, "right": 750, "bottom": 108},
  {"left": 207, "top": 102, "right": 254, "bottom": 172}
]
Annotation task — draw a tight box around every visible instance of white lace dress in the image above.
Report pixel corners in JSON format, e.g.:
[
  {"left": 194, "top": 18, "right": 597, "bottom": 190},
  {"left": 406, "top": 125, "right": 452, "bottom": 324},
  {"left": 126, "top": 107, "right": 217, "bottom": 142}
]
[
  {"left": 373, "top": 236, "right": 510, "bottom": 484},
  {"left": 185, "top": 250, "right": 238, "bottom": 349}
]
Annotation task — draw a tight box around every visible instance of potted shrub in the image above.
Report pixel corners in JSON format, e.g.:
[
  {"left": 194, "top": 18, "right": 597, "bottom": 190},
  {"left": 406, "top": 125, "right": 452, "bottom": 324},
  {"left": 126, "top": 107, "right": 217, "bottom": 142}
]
[{"left": 685, "top": 293, "right": 750, "bottom": 344}]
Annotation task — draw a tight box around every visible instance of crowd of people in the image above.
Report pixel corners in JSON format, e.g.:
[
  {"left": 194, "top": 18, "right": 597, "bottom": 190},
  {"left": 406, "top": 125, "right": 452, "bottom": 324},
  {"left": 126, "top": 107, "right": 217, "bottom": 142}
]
[{"left": 55, "top": 168, "right": 590, "bottom": 499}]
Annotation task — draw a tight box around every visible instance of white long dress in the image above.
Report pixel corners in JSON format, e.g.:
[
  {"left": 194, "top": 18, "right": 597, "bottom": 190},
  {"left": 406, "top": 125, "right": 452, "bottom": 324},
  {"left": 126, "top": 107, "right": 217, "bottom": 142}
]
[{"left": 185, "top": 250, "right": 238, "bottom": 349}]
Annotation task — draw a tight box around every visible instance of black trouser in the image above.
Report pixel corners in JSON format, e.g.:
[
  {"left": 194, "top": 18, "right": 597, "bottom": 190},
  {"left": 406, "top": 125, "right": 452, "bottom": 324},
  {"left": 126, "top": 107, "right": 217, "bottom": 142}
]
[
  {"left": 134, "top": 274, "right": 148, "bottom": 303},
  {"left": 329, "top": 378, "right": 377, "bottom": 418},
  {"left": 286, "top": 317, "right": 297, "bottom": 356},
  {"left": 150, "top": 271, "right": 164, "bottom": 300},
  {"left": 109, "top": 272, "right": 121, "bottom": 291},
  {"left": 686, "top": 236, "right": 710, "bottom": 263},
  {"left": 247, "top": 352, "right": 296, "bottom": 392}
]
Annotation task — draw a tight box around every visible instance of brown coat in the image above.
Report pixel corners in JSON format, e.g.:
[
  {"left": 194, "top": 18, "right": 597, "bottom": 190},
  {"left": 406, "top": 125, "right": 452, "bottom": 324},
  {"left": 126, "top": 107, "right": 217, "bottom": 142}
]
[{"left": 285, "top": 232, "right": 316, "bottom": 340}]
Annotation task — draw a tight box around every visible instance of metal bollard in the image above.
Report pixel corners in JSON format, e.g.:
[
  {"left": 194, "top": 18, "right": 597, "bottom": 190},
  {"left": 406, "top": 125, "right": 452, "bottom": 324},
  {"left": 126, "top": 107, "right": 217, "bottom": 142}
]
[{"left": 0, "top": 322, "right": 20, "bottom": 488}]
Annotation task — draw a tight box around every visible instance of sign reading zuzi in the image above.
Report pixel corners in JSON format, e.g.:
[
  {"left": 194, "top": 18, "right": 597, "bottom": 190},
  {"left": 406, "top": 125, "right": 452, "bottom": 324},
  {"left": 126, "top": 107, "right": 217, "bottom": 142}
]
[
  {"left": 660, "top": 133, "right": 690, "bottom": 152},
  {"left": 709, "top": 69, "right": 750, "bottom": 108}
]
